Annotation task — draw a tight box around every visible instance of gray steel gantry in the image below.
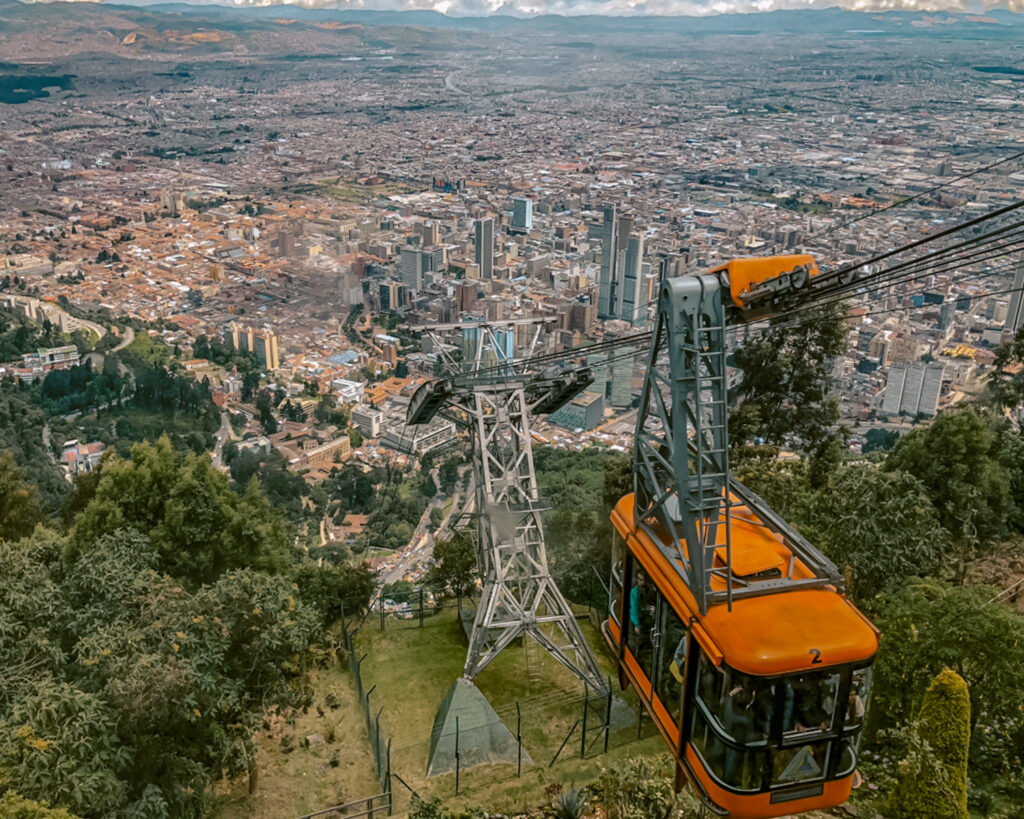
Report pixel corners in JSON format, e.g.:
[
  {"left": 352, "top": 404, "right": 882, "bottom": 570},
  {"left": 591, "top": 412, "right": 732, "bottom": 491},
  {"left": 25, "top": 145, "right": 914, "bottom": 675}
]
[{"left": 408, "top": 320, "right": 608, "bottom": 696}]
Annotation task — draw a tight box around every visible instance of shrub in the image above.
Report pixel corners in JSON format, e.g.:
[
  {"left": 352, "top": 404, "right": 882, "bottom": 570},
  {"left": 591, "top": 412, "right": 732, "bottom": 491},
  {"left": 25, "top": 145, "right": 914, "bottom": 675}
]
[{"left": 890, "top": 668, "right": 970, "bottom": 819}]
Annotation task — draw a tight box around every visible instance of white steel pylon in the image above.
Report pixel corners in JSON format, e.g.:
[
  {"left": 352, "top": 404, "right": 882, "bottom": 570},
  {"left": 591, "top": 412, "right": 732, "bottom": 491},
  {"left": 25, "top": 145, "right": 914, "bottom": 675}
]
[{"left": 408, "top": 321, "right": 607, "bottom": 695}]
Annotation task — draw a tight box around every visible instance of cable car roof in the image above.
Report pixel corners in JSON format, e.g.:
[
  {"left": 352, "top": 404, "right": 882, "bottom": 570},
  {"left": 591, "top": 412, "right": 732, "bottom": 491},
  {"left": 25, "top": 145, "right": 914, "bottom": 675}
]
[{"left": 614, "top": 494, "right": 878, "bottom": 677}]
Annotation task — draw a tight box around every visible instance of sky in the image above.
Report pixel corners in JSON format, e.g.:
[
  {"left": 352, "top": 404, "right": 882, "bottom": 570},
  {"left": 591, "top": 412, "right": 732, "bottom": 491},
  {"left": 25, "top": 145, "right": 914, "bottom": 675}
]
[{"left": 224, "top": 0, "right": 1021, "bottom": 15}]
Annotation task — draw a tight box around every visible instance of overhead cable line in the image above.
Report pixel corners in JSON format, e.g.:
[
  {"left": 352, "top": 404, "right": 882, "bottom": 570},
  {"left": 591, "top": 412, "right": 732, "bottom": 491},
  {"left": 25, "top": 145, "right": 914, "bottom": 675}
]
[
  {"left": 811, "top": 149, "right": 1024, "bottom": 240},
  {"left": 445, "top": 202, "right": 1024, "bottom": 384}
]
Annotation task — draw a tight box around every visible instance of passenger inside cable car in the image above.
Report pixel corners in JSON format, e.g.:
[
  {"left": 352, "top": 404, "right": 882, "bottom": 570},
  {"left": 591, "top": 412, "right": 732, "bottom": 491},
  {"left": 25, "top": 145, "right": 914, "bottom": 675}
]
[{"left": 608, "top": 542, "right": 874, "bottom": 801}]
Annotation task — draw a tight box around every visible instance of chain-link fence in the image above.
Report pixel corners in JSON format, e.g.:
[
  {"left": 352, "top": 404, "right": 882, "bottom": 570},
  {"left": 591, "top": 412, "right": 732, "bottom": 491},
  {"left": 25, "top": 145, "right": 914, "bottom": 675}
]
[
  {"left": 342, "top": 626, "right": 395, "bottom": 813},
  {"left": 340, "top": 600, "right": 664, "bottom": 809}
]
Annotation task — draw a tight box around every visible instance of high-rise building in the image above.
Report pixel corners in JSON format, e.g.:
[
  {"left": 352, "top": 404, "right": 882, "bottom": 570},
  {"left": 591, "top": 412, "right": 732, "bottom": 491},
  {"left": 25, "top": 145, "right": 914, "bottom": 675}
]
[
  {"left": 609, "top": 350, "right": 634, "bottom": 409},
  {"left": 597, "top": 205, "right": 619, "bottom": 320},
  {"left": 379, "top": 281, "right": 402, "bottom": 312},
  {"left": 1006, "top": 255, "right": 1024, "bottom": 334},
  {"left": 918, "top": 362, "right": 945, "bottom": 416},
  {"left": 475, "top": 218, "right": 494, "bottom": 279},
  {"left": 900, "top": 362, "right": 926, "bottom": 416},
  {"left": 597, "top": 206, "right": 644, "bottom": 323},
  {"left": 881, "top": 363, "right": 907, "bottom": 416},
  {"left": 620, "top": 234, "right": 644, "bottom": 326},
  {"left": 884, "top": 360, "right": 944, "bottom": 417},
  {"left": 400, "top": 246, "right": 425, "bottom": 292},
  {"left": 455, "top": 280, "right": 478, "bottom": 314},
  {"left": 938, "top": 301, "right": 955, "bottom": 331},
  {"left": 419, "top": 220, "right": 440, "bottom": 246},
  {"left": 224, "top": 322, "right": 277, "bottom": 370},
  {"left": 512, "top": 197, "right": 533, "bottom": 234},
  {"left": 252, "top": 330, "right": 280, "bottom": 371}
]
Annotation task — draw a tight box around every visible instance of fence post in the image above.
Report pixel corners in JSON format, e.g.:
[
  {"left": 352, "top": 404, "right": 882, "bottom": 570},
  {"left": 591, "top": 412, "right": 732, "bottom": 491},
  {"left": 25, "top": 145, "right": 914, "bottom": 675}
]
[
  {"left": 636, "top": 702, "right": 643, "bottom": 739},
  {"left": 550, "top": 720, "right": 580, "bottom": 768},
  {"left": 375, "top": 706, "right": 383, "bottom": 773},
  {"left": 365, "top": 683, "right": 375, "bottom": 736},
  {"left": 580, "top": 683, "right": 589, "bottom": 759},
  {"left": 455, "top": 715, "right": 461, "bottom": 796},
  {"left": 386, "top": 737, "right": 393, "bottom": 816},
  {"left": 516, "top": 701, "right": 522, "bottom": 778},
  {"left": 366, "top": 797, "right": 374, "bottom": 819},
  {"left": 380, "top": 599, "right": 386, "bottom": 631},
  {"left": 603, "top": 677, "right": 613, "bottom": 754},
  {"left": 419, "top": 586, "right": 425, "bottom": 628}
]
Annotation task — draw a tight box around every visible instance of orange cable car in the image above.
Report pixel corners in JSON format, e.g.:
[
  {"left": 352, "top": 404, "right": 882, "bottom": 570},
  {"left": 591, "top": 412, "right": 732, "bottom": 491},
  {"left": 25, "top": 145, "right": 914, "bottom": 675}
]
[{"left": 602, "top": 258, "right": 879, "bottom": 818}]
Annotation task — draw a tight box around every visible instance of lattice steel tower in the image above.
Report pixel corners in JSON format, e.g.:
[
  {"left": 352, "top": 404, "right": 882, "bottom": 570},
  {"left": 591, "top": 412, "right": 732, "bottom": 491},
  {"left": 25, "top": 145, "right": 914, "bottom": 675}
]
[{"left": 408, "top": 320, "right": 607, "bottom": 695}]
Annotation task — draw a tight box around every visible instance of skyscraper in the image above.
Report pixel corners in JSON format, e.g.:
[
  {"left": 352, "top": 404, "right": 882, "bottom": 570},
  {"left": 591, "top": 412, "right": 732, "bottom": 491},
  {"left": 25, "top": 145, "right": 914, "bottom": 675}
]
[
  {"left": 252, "top": 330, "right": 280, "bottom": 371},
  {"left": 598, "top": 205, "right": 645, "bottom": 323},
  {"left": 620, "top": 234, "right": 644, "bottom": 326},
  {"left": 512, "top": 197, "right": 533, "bottom": 234},
  {"left": 400, "top": 246, "right": 424, "bottom": 292},
  {"left": 475, "top": 218, "right": 494, "bottom": 280},
  {"left": 1006, "top": 254, "right": 1024, "bottom": 334},
  {"left": 597, "top": 205, "right": 619, "bottom": 320}
]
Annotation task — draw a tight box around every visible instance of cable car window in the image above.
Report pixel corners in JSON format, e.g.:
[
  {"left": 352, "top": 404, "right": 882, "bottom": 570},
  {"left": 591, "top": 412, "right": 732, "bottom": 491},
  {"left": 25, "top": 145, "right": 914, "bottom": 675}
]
[
  {"left": 782, "top": 672, "right": 841, "bottom": 735},
  {"left": 836, "top": 737, "right": 859, "bottom": 778},
  {"left": 695, "top": 653, "right": 774, "bottom": 744},
  {"left": 691, "top": 707, "right": 766, "bottom": 792},
  {"left": 772, "top": 740, "right": 830, "bottom": 786},
  {"left": 654, "top": 603, "right": 687, "bottom": 722},
  {"left": 609, "top": 533, "right": 624, "bottom": 626},
  {"left": 845, "top": 667, "right": 872, "bottom": 730},
  {"left": 628, "top": 569, "right": 656, "bottom": 667}
]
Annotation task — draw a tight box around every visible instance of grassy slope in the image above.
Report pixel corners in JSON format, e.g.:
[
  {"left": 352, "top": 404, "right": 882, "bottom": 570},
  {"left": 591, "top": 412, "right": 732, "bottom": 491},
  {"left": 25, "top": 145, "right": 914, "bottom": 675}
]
[
  {"left": 357, "top": 608, "right": 665, "bottom": 814},
  {"left": 214, "top": 664, "right": 381, "bottom": 818}
]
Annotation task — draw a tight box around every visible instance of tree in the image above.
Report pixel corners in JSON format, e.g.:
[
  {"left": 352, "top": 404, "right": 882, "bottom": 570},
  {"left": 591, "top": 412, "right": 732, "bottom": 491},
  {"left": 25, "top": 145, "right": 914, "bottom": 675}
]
[
  {"left": 806, "top": 466, "right": 948, "bottom": 603},
  {"left": 3, "top": 527, "right": 320, "bottom": 816},
  {"left": 869, "top": 579, "right": 1024, "bottom": 775},
  {"left": 730, "top": 299, "right": 849, "bottom": 453},
  {"left": 0, "top": 681, "right": 130, "bottom": 817},
  {"left": 986, "top": 324, "right": 1024, "bottom": 410},
  {"left": 883, "top": 407, "right": 1011, "bottom": 550},
  {"left": 427, "top": 533, "right": 477, "bottom": 597},
  {"left": 69, "top": 437, "right": 290, "bottom": 587},
  {"left": 862, "top": 427, "right": 900, "bottom": 453},
  {"left": 891, "top": 669, "right": 970, "bottom": 819},
  {"left": 347, "top": 426, "right": 363, "bottom": 449},
  {"left": 292, "top": 561, "right": 377, "bottom": 626},
  {"left": 0, "top": 451, "right": 45, "bottom": 542}
]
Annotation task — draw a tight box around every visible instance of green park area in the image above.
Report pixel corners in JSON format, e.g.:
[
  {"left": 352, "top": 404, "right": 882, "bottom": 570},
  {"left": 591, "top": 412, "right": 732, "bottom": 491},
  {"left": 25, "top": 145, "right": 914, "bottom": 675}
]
[{"left": 317, "top": 177, "right": 422, "bottom": 203}]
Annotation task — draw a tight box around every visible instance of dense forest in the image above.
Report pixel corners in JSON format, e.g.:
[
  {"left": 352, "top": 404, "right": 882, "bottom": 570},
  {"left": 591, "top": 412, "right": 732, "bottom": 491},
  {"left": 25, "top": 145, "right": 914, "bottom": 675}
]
[{"left": 0, "top": 438, "right": 376, "bottom": 817}]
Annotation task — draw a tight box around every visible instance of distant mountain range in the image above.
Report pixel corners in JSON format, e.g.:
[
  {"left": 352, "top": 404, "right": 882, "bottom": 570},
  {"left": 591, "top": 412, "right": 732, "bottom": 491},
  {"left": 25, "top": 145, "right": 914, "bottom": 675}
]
[
  {"left": 2, "top": 0, "right": 1023, "bottom": 63},
  {"left": 22, "top": 0, "right": 1024, "bottom": 16},
  {"left": 5, "top": 0, "right": 1024, "bottom": 32}
]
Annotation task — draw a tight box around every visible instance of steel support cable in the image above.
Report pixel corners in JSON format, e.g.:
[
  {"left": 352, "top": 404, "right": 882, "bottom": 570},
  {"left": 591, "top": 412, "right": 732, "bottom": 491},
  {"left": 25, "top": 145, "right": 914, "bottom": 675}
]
[
  {"left": 759, "top": 228, "right": 1024, "bottom": 330},
  {"left": 749, "top": 257, "right": 1022, "bottom": 340},
  {"left": 756, "top": 228, "right": 1024, "bottom": 331},
  {"left": 812, "top": 199, "right": 1024, "bottom": 292},
  {"left": 491, "top": 258, "right": 1024, "bottom": 399},
  {"left": 811, "top": 149, "right": 1024, "bottom": 241},
  {"left": 446, "top": 204, "right": 1024, "bottom": 384},
  {"left": 448, "top": 330, "right": 655, "bottom": 385},
  {"left": 746, "top": 209, "right": 1024, "bottom": 327},
  {"left": 803, "top": 213, "right": 1024, "bottom": 305}
]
